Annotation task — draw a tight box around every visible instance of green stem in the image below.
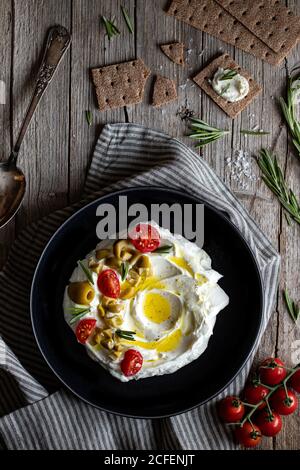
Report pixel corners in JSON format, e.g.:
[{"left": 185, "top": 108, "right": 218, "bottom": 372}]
[{"left": 240, "top": 366, "right": 299, "bottom": 426}]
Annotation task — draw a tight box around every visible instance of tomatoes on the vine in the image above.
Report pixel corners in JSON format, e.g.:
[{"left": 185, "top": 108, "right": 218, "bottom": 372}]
[
  {"left": 259, "top": 358, "right": 287, "bottom": 386},
  {"left": 255, "top": 410, "right": 282, "bottom": 437},
  {"left": 270, "top": 387, "right": 298, "bottom": 415},
  {"left": 76, "top": 319, "right": 97, "bottom": 344},
  {"left": 218, "top": 396, "right": 245, "bottom": 423},
  {"left": 243, "top": 382, "right": 269, "bottom": 409},
  {"left": 289, "top": 368, "right": 300, "bottom": 394},
  {"left": 121, "top": 349, "right": 143, "bottom": 377},
  {"left": 129, "top": 224, "right": 160, "bottom": 253},
  {"left": 97, "top": 269, "right": 120, "bottom": 299},
  {"left": 235, "top": 422, "right": 262, "bottom": 448}
]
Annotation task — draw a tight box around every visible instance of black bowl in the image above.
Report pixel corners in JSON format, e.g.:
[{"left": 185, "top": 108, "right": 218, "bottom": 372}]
[{"left": 31, "top": 187, "right": 263, "bottom": 418}]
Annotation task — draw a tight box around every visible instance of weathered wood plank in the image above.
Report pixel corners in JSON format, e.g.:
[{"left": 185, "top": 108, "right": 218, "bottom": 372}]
[
  {"left": 12, "top": 0, "right": 71, "bottom": 231},
  {"left": 0, "top": 0, "right": 14, "bottom": 268},
  {"left": 274, "top": 0, "right": 300, "bottom": 451},
  {"left": 128, "top": 0, "right": 203, "bottom": 146},
  {"left": 70, "top": 0, "right": 135, "bottom": 202}
]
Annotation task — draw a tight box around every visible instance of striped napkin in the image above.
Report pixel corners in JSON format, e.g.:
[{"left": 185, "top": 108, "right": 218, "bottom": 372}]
[{"left": 0, "top": 124, "right": 280, "bottom": 450}]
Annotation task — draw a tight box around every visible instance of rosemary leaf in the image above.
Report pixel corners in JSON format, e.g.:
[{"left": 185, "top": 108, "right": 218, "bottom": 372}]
[
  {"left": 283, "top": 289, "right": 300, "bottom": 323},
  {"left": 240, "top": 130, "right": 270, "bottom": 136},
  {"left": 257, "top": 149, "right": 300, "bottom": 226},
  {"left": 219, "top": 69, "right": 238, "bottom": 81},
  {"left": 101, "top": 16, "right": 120, "bottom": 40},
  {"left": 188, "top": 117, "right": 229, "bottom": 148},
  {"left": 121, "top": 261, "right": 129, "bottom": 282},
  {"left": 85, "top": 110, "right": 92, "bottom": 127},
  {"left": 121, "top": 6, "right": 134, "bottom": 34},
  {"left": 78, "top": 260, "right": 94, "bottom": 285},
  {"left": 280, "top": 65, "right": 300, "bottom": 159}
]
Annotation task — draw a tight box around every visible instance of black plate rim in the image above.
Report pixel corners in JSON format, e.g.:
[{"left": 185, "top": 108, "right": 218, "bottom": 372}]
[{"left": 30, "top": 186, "right": 264, "bottom": 419}]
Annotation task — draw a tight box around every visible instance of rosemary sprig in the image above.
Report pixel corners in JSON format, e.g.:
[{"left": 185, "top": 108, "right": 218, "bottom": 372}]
[
  {"left": 153, "top": 245, "right": 173, "bottom": 254},
  {"left": 85, "top": 110, "right": 92, "bottom": 127},
  {"left": 240, "top": 130, "right": 270, "bottom": 136},
  {"left": 78, "top": 260, "right": 94, "bottom": 285},
  {"left": 283, "top": 289, "right": 300, "bottom": 324},
  {"left": 219, "top": 69, "right": 238, "bottom": 81},
  {"left": 279, "top": 65, "right": 300, "bottom": 158},
  {"left": 121, "top": 6, "right": 134, "bottom": 34},
  {"left": 101, "top": 16, "right": 120, "bottom": 40},
  {"left": 188, "top": 117, "right": 229, "bottom": 148},
  {"left": 116, "top": 329, "right": 136, "bottom": 341},
  {"left": 68, "top": 307, "right": 91, "bottom": 325},
  {"left": 121, "top": 261, "right": 129, "bottom": 282},
  {"left": 257, "top": 149, "right": 300, "bottom": 225}
]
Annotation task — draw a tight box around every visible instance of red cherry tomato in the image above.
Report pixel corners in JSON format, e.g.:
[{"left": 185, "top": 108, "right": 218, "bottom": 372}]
[
  {"left": 97, "top": 269, "right": 120, "bottom": 299},
  {"left": 129, "top": 224, "right": 160, "bottom": 253},
  {"left": 289, "top": 369, "right": 300, "bottom": 394},
  {"left": 255, "top": 410, "right": 282, "bottom": 437},
  {"left": 235, "top": 422, "right": 262, "bottom": 448},
  {"left": 121, "top": 349, "right": 143, "bottom": 377},
  {"left": 259, "top": 358, "right": 287, "bottom": 386},
  {"left": 270, "top": 387, "right": 298, "bottom": 415},
  {"left": 243, "top": 382, "right": 269, "bottom": 410},
  {"left": 76, "top": 319, "right": 97, "bottom": 344},
  {"left": 218, "top": 396, "right": 245, "bottom": 423}
]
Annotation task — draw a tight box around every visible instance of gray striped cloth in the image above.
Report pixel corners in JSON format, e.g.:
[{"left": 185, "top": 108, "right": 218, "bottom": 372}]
[{"left": 0, "top": 124, "right": 280, "bottom": 450}]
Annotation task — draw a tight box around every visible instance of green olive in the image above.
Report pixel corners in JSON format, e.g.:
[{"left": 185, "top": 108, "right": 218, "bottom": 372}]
[{"left": 68, "top": 282, "right": 95, "bottom": 305}]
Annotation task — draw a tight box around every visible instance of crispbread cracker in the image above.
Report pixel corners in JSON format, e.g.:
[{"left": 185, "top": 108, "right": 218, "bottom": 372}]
[
  {"left": 193, "top": 54, "right": 262, "bottom": 118},
  {"left": 165, "top": 0, "right": 292, "bottom": 66},
  {"left": 216, "top": 0, "right": 300, "bottom": 54},
  {"left": 91, "top": 58, "right": 150, "bottom": 112},
  {"left": 160, "top": 42, "right": 185, "bottom": 65},
  {"left": 152, "top": 75, "right": 178, "bottom": 107}
]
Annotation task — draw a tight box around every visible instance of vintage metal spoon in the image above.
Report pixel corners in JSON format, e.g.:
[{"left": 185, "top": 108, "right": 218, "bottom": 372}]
[{"left": 0, "top": 25, "right": 71, "bottom": 229}]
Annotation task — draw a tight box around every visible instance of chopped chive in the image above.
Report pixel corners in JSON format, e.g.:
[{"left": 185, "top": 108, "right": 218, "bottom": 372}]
[
  {"left": 101, "top": 16, "right": 120, "bottom": 40},
  {"left": 121, "top": 261, "right": 129, "bottom": 282},
  {"left": 121, "top": 6, "right": 134, "bottom": 34},
  {"left": 219, "top": 69, "right": 238, "bottom": 81},
  {"left": 153, "top": 245, "right": 173, "bottom": 254}
]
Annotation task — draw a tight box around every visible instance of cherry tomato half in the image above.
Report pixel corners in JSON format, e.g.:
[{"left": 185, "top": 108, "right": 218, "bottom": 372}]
[
  {"left": 255, "top": 410, "right": 282, "bottom": 437},
  {"left": 129, "top": 224, "right": 160, "bottom": 253},
  {"left": 218, "top": 396, "right": 245, "bottom": 423},
  {"left": 270, "top": 387, "right": 298, "bottom": 415},
  {"left": 121, "top": 349, "right": 143, "bottom": 377},
  {"left": 235, "top": 422, "right": 262, "bottom": 448},
  {"left": 97, "top": 269, "right": 120, "bottom": 299},
  {"left": 259, "top": 358, "right": 287, "bottom": 386},
  {"left": 243, "top": 382, "right": 269, "bottom": 410},
  {"left": 289, "top": 368, "right": 300, "bottom": 394},
  {"left": 76, "top": 318, "right": 97, "bottom": 344}
]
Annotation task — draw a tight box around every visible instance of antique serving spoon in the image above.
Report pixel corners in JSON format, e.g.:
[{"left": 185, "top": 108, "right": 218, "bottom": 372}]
[{"left": 0, "top": 25, "right": 71, "bottom": 229}]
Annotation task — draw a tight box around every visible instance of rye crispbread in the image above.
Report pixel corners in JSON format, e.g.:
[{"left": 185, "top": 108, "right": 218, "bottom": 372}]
[
  {"left": 215, "top": 0, "right": 300, "bottom": 54},
  {"left": 152, "top": 75, "right": 178, "bottom": 107},
  {"left": 91, "top": 58, "right": 150, "bottom": 112},
  {"left": 165, "top": 0, "right": 294, "bottom": 66},
  {"left": 193, "top": 53, "right": 262, "bottom": 118},
  {"left": 160, "top": 42, "right": 185, "bottom": 65}
]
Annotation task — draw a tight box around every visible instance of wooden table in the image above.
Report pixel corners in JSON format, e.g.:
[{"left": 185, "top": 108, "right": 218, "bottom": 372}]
[{"left": 0, "top": 0, "right": 299, "bottom": 450}]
